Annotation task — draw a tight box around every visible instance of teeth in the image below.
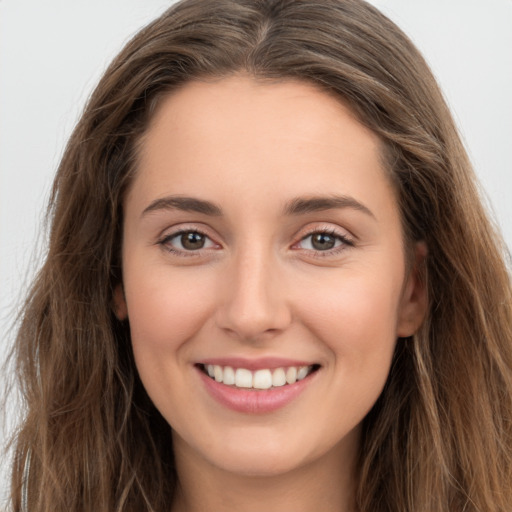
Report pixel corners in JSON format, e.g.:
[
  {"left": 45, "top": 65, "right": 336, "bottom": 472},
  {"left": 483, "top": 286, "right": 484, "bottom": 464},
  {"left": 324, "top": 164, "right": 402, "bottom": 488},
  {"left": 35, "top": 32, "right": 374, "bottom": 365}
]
[
  {"left": 285, "top": 366, "right": 297, "bottom": 384},
  {"left": 253, "top": 369, "right": 272, "bottom": 389},
  {"left": 223, "top": 366, "right": 235, "bottom": 385},
  {"left": 204, "top": 364, "right": 315, "bottom": 389},
  {"left": 297, "top": 366, "right": 309, "bottom": 381},
  {"left": 272, "top": 368, "right": 286, "bottom": 387},
  {"left": 235, "top": 368, "right": 253, "bottom": 388}
]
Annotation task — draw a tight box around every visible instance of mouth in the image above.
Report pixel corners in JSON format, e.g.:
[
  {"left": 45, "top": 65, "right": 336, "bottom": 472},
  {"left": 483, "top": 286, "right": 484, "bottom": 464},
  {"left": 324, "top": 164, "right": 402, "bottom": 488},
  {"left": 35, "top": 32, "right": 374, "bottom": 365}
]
[{"left": 197, "top": 363, "right": 321, "bottom": 390}]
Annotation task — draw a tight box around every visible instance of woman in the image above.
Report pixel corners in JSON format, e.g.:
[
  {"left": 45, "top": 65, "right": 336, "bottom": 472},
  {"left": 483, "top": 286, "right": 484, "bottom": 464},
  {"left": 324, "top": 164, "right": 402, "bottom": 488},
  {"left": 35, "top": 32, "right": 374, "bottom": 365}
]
[{"left": 8, "top": 0, "right": 512, "bottom": 511}]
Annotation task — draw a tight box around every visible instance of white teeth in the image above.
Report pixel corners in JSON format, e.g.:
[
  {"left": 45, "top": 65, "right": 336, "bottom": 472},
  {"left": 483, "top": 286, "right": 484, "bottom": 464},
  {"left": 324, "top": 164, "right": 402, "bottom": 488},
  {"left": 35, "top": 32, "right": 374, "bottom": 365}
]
[
  {"left": 297, "top": 366, "right": 309, "bottom": 381},
  {"left": 214, "top": 365, "right": 223, "bottom": 382},
  {"left": 204, "top": 364, "right": 316, "bottom": 389},
  {"left": 272, "top": 368, "right": 287, "bottom": 387},
  {"left": 235, "top": 368, "right": 253, "bottom": 388},
  {"left": 253, "top": 369, "right": 273, "bottom": 389},
  {"left": 285, "top": 366, "right": 297, "bottom": 384},
  {"left": 223, "top": 366, "right": 235, "bottom": 385}
]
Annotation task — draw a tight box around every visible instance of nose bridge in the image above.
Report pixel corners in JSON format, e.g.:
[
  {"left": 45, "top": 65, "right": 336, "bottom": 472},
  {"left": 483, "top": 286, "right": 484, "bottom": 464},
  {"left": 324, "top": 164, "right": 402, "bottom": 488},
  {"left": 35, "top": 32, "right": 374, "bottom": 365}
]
[{"left": 216, "top": 241, "right": 290, "bottom": 340}]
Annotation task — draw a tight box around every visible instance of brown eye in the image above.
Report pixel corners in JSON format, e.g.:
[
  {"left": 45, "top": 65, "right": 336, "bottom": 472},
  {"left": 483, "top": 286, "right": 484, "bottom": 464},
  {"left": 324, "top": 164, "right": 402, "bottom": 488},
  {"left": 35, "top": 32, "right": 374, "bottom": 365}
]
[
  {"left": 181, "top": 232, "right": 206, "bottom": 250},
  {"left": 161, "top": 230, "right": 216, "bottom": 253},
  {"left": 296, "top": 230, "right": 352, "bottom": 253},
  {"left": 310, "top": 233, "right": 336, "bottom": 250}
]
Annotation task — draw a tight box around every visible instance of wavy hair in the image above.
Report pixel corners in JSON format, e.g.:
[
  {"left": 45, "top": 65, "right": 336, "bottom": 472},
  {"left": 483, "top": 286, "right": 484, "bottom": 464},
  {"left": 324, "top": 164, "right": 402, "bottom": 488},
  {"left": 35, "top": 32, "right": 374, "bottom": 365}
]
[{"left": 9, "top": 1, "right": 512, "bottom": 511}]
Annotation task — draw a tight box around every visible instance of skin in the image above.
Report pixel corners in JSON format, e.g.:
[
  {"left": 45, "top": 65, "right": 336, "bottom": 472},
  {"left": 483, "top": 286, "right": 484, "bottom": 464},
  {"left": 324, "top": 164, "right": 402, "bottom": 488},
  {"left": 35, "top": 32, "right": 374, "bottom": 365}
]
[{"left": 116, "top": 75, "right": 427, "bottom": 512}]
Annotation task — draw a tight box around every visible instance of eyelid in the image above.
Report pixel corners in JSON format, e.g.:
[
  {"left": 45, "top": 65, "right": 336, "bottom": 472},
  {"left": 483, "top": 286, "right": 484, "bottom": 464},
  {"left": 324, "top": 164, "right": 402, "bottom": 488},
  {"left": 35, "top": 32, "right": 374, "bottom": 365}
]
[
  {"left": 155, "top": 222, "right": 354, "bottom": 258},
  {"left": 291, "top": 224, "right": 355, "bottom": 254},
  {"left": 156, "top": 224, "right": 222, "bottom": 255}
]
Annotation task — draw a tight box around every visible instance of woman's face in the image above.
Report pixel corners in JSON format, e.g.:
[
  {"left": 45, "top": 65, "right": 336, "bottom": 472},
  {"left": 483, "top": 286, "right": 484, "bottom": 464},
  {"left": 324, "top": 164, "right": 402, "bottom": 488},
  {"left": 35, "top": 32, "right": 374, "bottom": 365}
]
[{"left": 117, "top": 76, "right": 426, "bottom": 477}]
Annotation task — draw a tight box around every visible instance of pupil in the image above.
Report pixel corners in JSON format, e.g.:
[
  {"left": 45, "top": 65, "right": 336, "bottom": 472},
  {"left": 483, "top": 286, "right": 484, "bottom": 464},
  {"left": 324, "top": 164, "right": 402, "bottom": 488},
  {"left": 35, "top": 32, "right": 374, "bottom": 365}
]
[
  {"left": 312, "top": 233, "right": 335, "bottom": 250},
  {"left": 181, "top": 232, "right": 205, "bottom": 250}
]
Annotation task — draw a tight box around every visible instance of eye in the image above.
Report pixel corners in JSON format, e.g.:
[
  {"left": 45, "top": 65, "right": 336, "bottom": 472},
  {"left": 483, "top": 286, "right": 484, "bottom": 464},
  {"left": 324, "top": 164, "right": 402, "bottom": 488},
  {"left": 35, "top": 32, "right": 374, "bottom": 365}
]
[
  {"left": 159, "top": 230, "right": 217, "bottom": 253},
  {"left": 296, "top": 230, "right": 353, "bottom": 252}
]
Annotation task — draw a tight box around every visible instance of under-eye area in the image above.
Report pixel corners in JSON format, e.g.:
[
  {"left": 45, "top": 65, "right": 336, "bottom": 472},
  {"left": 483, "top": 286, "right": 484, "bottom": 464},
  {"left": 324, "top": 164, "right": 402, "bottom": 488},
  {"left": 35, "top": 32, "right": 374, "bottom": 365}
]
[{"left": 197, "top": 363, "right": 321, "bottom": 390}]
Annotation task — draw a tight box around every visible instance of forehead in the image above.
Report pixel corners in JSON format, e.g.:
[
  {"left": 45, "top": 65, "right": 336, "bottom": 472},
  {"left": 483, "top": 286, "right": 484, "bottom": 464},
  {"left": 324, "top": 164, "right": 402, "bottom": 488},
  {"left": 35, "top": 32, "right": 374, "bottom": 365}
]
[
  {"left": 129, "top": 75, "right": 397, "bottom": 224},
  {"left": 143, "top": 76, "right": 380, "bottom": 159}
]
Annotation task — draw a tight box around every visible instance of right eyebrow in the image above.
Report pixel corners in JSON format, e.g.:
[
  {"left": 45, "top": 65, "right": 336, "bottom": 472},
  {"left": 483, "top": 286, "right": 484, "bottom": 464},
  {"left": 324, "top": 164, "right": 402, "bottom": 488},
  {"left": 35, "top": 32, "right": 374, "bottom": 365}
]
[{"left": 141, "top": 196, "right": 223, "bottom": 218}]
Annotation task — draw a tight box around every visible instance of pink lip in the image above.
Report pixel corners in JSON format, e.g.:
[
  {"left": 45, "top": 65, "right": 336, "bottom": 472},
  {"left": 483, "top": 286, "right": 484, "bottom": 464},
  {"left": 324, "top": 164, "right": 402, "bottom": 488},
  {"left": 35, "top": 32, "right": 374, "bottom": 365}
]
[
  {"left": 197, "top": 357, "right": 314, "bottom": 371},
  {"left": 196, "top": 365, "right": 318, "bottom": 414}
]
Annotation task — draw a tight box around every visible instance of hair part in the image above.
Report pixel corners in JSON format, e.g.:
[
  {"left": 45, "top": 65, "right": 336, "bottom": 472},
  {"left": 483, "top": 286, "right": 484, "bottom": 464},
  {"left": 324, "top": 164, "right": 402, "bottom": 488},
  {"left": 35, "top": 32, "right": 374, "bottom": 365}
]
[{"left": 9, "top": 1, "right": 512, "bottom": 511}]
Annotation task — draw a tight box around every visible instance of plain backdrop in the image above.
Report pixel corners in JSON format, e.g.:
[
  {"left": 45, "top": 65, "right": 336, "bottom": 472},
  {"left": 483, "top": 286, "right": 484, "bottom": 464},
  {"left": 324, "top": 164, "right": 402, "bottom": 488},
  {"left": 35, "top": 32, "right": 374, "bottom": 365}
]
[{"left": 1, "top": 0, "right": 511, "bottom": 504}]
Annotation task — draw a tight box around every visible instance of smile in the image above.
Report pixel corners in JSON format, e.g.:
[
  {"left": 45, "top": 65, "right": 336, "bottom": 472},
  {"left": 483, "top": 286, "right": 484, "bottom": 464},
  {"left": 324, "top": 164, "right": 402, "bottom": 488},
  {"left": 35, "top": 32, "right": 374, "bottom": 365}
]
[
  {"left": 196, "top": 361, "right": 321, "bottom": 413},
  {"left": 200, "top": 363, "right": 319, "bottom": 390}
]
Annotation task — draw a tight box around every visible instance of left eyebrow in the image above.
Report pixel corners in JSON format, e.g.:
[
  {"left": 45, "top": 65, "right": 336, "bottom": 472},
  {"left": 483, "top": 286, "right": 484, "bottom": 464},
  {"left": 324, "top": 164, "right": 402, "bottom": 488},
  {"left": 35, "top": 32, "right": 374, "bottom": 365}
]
[{"left": 283, "top": 195, "right": 376, "bottom": 219}]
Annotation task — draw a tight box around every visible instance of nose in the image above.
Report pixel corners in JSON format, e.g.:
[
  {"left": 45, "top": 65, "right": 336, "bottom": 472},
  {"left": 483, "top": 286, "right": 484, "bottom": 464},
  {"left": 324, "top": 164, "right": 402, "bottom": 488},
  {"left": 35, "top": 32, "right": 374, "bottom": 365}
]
[{"left": 215, "top": 248, "right": 292, "bottom": 343}]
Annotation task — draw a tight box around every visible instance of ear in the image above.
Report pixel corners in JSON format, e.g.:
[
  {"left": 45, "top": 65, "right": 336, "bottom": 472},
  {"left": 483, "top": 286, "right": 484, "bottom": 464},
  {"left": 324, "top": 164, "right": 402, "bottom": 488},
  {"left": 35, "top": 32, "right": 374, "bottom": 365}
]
[
  {"left": 396, "top": 241, "right": 428, "bottom": 338},
  {"left": 113, "top": 283, "right": 128, "bottom": 321}
]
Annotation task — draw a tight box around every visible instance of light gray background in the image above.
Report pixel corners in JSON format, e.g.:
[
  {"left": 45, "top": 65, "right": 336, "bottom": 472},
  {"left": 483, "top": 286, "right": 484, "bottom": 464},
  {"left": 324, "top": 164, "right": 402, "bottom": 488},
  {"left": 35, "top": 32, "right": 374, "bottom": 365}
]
[{"left": 1, "top": 0, "right": 511, "bottom": 504}]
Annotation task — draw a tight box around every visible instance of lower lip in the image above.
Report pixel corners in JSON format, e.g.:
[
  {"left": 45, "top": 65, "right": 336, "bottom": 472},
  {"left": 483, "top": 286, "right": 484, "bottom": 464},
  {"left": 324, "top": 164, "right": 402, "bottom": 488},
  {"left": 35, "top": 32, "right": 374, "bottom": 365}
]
[{"left": 197, "top": 367, "right": 317, "bottom": 414}]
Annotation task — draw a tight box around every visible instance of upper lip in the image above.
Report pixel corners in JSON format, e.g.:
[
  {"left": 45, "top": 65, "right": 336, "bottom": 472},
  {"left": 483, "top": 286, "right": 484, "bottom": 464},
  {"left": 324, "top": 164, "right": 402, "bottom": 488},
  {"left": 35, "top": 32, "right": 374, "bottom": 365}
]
[{"left": 196, "top": 357, "right": 318, "bottom": 371}]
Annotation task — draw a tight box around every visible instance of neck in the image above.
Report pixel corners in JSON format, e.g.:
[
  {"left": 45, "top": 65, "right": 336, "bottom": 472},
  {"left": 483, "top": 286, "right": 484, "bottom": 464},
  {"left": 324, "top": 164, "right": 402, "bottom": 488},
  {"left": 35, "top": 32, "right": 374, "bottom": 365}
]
[{"left": 171, "top": 432, "right": 359, "bottom": 512}]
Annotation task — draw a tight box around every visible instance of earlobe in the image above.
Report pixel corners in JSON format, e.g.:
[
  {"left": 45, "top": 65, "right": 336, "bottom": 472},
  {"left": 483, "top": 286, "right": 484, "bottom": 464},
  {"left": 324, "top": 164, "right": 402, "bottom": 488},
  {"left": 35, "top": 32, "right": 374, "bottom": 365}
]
[
  {"left": 396, "top": 242, "right": 428, "bottom": 338},
  {"left": 113, "top": 283, "right": 128, "bottom": 321}
]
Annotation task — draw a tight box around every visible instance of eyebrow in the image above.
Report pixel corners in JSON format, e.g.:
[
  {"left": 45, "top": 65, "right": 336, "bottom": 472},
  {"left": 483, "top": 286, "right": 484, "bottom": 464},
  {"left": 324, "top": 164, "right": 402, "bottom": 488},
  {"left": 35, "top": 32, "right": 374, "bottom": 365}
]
[
  {"left": 141, "top": 196, "right": 223, "bottom": 217},
  {"left": 141, "top": 194, "right": 375, "bottom": 219},
  {"left": 283, "top": 195, "right": 375, "bottom": 218}
]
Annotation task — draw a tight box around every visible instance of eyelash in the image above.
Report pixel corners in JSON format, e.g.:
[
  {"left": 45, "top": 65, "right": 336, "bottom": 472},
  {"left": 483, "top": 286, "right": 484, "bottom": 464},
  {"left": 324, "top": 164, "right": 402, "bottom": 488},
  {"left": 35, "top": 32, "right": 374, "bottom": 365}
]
[
  {"left": 294, "top": 228, "right": 354, "bottom": 258},
  {"left": 157, "top": 227, "right": 354, "bottom": 257},
  {"left": 157, "top": 228, "right": 217, "bottom": 257}
]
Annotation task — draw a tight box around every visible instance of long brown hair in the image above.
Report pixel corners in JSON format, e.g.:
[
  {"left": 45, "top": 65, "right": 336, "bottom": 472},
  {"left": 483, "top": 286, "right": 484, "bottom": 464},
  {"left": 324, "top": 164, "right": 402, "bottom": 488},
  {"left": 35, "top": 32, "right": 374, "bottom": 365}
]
[{"left": 9, "top": 1, "right": 512, "bottom": 510}]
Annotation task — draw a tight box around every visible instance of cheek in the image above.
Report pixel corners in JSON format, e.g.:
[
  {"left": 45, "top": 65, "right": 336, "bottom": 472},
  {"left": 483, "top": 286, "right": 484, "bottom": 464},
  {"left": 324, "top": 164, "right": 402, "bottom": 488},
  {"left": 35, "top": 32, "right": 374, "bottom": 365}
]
[
  {"left": 123, "top": 265, "right": 220, "bottom": 426},
  {"left": 303, "top": 266, "right": 402, "bottom": 332},
  {"left": 300, "top": 271, "right": 401, "bottom": 423},
  {"left": 124, "top": 265, "right": 217, "bottom": 363},
  {"left": 298, "top": 267, "right": 402, "bottom": 377}
]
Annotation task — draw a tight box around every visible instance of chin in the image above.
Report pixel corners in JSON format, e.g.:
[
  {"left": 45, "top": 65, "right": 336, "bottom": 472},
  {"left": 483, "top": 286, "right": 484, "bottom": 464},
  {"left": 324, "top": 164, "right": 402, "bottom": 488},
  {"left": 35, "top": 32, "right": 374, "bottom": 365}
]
[
  {"left": 208, "top": 446, "right": 309, "bottom": 478},
  {"left": 178, "top": 424, "right": 352, "bottom": 480}
]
